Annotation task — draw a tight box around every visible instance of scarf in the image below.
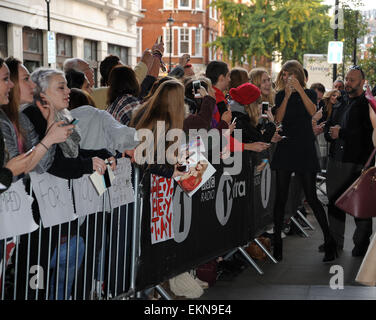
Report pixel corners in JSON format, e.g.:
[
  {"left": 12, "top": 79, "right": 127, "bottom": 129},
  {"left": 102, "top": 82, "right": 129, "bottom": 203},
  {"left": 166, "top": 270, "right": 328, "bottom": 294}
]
[{"left": 54, "top": 109, "right": 81, "bottom": 158}]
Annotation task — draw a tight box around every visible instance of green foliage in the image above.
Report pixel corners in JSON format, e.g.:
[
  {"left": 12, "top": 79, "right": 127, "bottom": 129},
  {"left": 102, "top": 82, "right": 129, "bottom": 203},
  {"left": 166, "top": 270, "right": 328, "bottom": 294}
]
[
  {"left": 359, "top": 37, "right": 376, "bottom": 87},
  {"left": 211, "top": 0, "right": 369, "bottom": 68},
  {"left": 212, "top": 0, "right": 331, "bottom": 66}
]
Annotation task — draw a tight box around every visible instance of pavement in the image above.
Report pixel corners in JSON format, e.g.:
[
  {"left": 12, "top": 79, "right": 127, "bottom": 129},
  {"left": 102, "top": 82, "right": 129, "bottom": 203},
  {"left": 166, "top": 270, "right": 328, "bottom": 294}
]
[{"left": 200, "top": 190, "right": 376, "bottom": 300}]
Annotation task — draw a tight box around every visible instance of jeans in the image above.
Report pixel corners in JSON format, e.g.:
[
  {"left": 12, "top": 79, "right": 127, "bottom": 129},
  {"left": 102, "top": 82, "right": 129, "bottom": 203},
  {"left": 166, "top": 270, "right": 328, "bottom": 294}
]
[{"left": 49, "top": 236, "right": 85, "bottom": 300}]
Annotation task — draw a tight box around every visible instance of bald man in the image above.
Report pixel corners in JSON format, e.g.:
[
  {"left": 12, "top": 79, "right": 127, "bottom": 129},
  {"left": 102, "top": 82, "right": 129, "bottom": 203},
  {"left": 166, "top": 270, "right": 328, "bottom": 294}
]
[
  {"left": 324, "top": 67, "right": 374, "bottom": 257},
  {"left": 63, "top": 58, "right": 95, "bottom": 88}
]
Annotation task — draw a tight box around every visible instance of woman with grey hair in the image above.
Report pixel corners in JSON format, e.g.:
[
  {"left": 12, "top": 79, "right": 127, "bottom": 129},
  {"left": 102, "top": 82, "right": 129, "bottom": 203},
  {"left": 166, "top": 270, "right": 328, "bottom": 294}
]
[
  {"left": 23, "top": 67, "right": 116, "bottom": 178},
  {"left": 21, "top": 67, "right": 116, "bottom": 300}
]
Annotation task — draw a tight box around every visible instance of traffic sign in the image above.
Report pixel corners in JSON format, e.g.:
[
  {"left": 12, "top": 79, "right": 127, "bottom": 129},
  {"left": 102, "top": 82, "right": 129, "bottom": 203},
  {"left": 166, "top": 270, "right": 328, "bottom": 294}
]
[
  {"left": 47, "top": 31, "right": 56, "bottom": 64},
  {"left": 327, "top": 41, "right": 343, "bottom": 64}
]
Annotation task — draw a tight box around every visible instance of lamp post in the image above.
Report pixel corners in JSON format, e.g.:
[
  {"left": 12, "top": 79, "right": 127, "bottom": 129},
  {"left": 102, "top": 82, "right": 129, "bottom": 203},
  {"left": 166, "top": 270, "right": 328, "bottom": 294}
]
[
  {"left": 167, "top": 14, "right": 174, "bottom": 72},
  {"left": 45, "top": 0, "right": 51, "bottom": 32},
  {"left": 333, "top": 0, "right": 339, "bottom": 82}
]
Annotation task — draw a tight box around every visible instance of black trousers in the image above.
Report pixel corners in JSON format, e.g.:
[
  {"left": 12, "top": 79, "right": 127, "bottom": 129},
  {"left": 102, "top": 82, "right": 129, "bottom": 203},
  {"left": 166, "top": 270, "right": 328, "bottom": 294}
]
[
  {"left": 273, "top": 170, "right": 331, "bottom": 241},
  {"left": 326, "top": 158, "right": 372, "bottom": 248}
]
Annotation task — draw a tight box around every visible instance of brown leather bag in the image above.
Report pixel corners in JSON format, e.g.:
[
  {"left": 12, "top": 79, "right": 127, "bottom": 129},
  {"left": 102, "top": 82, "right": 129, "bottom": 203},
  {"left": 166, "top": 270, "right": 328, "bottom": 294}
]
[{"left": 335, "top": 147, "right": 376, "bottom": 219}]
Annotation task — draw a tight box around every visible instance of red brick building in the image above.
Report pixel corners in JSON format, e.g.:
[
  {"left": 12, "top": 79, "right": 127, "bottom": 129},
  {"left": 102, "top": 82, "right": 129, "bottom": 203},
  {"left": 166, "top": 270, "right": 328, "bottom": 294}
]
[{"left": 137, "top": 0, "right": 222, "bottom": 74}]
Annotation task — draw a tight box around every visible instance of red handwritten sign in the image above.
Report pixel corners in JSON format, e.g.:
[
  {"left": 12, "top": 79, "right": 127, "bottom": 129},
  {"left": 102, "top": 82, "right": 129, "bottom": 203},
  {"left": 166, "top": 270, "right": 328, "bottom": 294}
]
[{"left": 150, "top": 174, "right": 174, "bottom": 244}]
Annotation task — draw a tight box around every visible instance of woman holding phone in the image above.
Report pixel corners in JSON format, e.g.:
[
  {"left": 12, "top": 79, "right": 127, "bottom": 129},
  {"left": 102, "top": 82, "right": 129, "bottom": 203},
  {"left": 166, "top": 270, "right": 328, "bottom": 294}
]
[{"left": 271, "top": 60, "right": 337, "bottom": 262}]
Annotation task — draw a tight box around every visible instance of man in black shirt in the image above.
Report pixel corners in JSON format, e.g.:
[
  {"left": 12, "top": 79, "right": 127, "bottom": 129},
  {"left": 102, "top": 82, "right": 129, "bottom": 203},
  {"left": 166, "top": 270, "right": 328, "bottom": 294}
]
[{"left": 324, "top": 66, "right": 374, "bottom": 257}]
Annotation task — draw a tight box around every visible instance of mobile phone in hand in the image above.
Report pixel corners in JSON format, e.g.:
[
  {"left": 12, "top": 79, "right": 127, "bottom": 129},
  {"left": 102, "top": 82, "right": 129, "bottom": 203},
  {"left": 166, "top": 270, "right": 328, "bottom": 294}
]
[
  {"left": 262, "top": 102, "right": 269, "bottom": 115},
  {"left": 70, "top": 118, "right": 79, "bottom": 125},
  {"left": 25, "top": 146, "right": 35, "bottom": 156},
  {"left": 192, "top": 80, "right": 201, "bottom": 98}
]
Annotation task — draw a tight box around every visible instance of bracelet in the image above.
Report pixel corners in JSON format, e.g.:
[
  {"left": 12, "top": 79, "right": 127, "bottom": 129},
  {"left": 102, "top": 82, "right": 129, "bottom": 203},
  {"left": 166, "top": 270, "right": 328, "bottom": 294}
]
[{"left": 40, "top": 142, "right": 49, "bottom": 151}]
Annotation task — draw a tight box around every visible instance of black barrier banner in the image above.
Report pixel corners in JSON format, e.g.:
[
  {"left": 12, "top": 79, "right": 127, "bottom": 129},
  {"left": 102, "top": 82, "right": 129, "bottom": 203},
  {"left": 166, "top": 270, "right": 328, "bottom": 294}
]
[
  {"left": 136, "top": 153, "right": 253, "bottom": 291},
  {"left": 251, "top": 149, "right": 276, "bottom": 237}
]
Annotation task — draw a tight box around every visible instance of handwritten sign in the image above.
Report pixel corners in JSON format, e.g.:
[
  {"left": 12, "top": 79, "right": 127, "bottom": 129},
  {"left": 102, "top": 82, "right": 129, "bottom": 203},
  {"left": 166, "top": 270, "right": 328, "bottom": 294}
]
[
  {"left": 108, "top": 158, "right": 134, "bottom": 208},
  {"left": 73, "top": 175, "right": 102, "bottom": 216},
  {"left": 150, "top": 174, "right": 174, "bottom": 244},
  {"left": 29, "top": 172, "right": 77, "bottom": 228},
  {"left": 0, "top": 180, "right": 38, "bottom": 240}
]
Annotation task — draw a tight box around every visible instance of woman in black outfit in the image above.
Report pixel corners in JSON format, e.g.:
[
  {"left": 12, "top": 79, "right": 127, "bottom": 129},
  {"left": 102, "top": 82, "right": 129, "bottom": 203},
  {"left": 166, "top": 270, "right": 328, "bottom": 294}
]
[{"left": 271, "top": 60, "right": 337, "bottom": 262}]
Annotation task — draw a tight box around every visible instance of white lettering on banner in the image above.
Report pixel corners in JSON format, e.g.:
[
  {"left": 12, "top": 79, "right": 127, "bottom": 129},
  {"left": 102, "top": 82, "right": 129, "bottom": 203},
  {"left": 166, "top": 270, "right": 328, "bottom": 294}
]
[
  {"left": 216, "top": 173, "right": 233, "bottom": 226},
  {"left": 108, "top": 158, "right": 134, "bottom": 208},
  {"left": 216, "top": 173, "right": 246, "bottom": 226},
  {"left": 173, "top": 185, "right": 192, "bottom": 243},
  {"left": 260, "top": 163, "right": 271, "bottom": 209},
  {"left": 150, "top": 174, "right": 174, "bottom": 244},
  {"left": 0, "top": 180, "right": 38, "bottom": 240},
  {"left": 29, "top": 172, "right": 77, "bottom": 228},
  {"left": 72, "top": 175, "right": 102, "bottom": 217},
  {"left": 200, "top": 176, "right": 216, "bottom": 203}
]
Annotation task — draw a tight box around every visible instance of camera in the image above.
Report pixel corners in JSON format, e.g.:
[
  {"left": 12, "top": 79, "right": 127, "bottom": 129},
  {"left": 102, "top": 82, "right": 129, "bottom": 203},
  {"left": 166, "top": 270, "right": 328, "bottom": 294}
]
[{"left": 192, "top": 80, "right": 201, "bottom": 98}]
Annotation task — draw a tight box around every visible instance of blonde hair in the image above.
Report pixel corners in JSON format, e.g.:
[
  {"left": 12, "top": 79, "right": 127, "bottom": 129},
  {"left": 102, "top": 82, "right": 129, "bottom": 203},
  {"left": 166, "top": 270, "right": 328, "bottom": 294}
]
[
  {"left": 323, "top": 89, "right": 341, "bottom": 119},
  {"left": 249, "top": 67, "right": 275, "bottom": 105},
  {"left": 275, "top": 60, "right": 306, "bottom": 92},
  {"left": 243, "top": 97, "right": 262, "bottom": 128}
]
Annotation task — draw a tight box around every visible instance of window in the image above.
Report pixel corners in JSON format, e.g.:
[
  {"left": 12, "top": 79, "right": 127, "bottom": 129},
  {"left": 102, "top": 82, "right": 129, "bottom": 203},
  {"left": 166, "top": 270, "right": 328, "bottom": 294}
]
[
  {"left": 164, "top": 27, "right": 174, "bottom": 56},
  {"left": 0, "top": 22, "right": 7, "bottom": 59},
  {"left": 23, "top": 27, "right": 43, "bottom": 72},
  {"left": 179, "top": 0, "right": 190, "bottom": 9},
  {"left": 108, "top": 44, "right": 129, "bottom": 66},
  {"left": 195, "top": 0, "right": 202, "bottom": 10},
  {"left": 208, "top": 32, "right": 213, "bottom": 61},
  {"left": 179, "top": 28, "right": 189, "bottom": 54},
  {"left": 56, "top": 34, "right": 72, "bottom": 70},
  {"left": 136, "top": 27, "right": 142, "bottom": 57},
  {"left": 209, "top": 0, "right": 217, "bottom": 20},
  {"left": 164, "top": 0, "right": 173, "bottom": 9},
  {"left": 84, "top": 39, "right": 98, "bottom": 86},
  {"left": 194, "top": 28, "right": 202, "bottom": 56}
]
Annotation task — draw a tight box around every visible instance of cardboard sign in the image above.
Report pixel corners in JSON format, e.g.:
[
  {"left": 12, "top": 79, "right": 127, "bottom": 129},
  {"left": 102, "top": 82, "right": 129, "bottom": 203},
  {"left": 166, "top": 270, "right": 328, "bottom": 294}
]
[
  {"left": 108, "top": 158, "right": 134, "bottom": 208},
  {"left": 150, "top": 174, "right": 174, "bottom": 244},
  {"left": 73, "top": 174, "right": 102, "bottom": 216},
  {"left": 0, "top": 180, "right": 38, "bottom": 240},
  {"left": 29, "top": 172, "right": 77, "bottom": 228}
]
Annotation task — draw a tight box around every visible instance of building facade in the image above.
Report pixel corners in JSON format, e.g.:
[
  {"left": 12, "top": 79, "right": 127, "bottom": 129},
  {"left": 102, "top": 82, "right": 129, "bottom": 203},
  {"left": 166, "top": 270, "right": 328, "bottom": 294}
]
[
  {"left": 0, "top": 0, "right": 143, "bottom": 86},
  {"left": 137, "top": 0, "right": 222, "bottom": 74}
]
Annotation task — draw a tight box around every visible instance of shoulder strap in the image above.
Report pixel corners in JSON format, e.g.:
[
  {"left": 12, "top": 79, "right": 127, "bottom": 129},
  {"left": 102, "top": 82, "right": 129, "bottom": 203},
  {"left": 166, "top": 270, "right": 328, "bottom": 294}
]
[{"left": 363, "top": 147, "right": 376, "bottom": 171}]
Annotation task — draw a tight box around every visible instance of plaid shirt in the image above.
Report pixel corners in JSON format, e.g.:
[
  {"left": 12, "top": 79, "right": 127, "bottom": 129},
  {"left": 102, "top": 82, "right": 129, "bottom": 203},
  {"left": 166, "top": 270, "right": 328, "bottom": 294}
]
[{"left": 106, "top": 94, "right": 140, "bottom": 126}]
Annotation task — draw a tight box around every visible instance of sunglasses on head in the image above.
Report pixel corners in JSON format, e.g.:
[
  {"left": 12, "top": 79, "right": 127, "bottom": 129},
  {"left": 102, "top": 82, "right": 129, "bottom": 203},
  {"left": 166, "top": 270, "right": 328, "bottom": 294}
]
[{"left": 349, "top": 65, "right": 365, "bottom": 79}]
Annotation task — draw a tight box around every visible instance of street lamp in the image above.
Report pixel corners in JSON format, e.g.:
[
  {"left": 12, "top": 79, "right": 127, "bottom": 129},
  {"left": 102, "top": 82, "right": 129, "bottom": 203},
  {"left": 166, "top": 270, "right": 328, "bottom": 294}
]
[
  {"left": 167, "top": 14, "right": 174, "bottom": 72},
  {"left": 45, "top": 0, "right": 51, "bottom": 31}
]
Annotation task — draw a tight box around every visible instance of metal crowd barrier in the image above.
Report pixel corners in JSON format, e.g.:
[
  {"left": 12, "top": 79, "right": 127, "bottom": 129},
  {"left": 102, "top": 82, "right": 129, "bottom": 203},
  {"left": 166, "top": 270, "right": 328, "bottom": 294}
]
[{"left": 0, "top": 167, "right": 141, "bottom": 300}]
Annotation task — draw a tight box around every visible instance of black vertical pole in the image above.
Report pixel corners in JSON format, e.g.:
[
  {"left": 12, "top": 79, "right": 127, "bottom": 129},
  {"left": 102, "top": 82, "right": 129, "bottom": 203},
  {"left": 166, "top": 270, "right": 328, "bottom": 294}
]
[
  {"left": 353, "top": 10, "right": 358, "bottom": 65},
  {"left": 333, "top": 0, "right": 339, "bottom": 82},
  {"left": 169, "top": 26, "right": 172, "bottom": 71},
  {"left": 46, "top": 0, "right": 50, "bottom": 31}
]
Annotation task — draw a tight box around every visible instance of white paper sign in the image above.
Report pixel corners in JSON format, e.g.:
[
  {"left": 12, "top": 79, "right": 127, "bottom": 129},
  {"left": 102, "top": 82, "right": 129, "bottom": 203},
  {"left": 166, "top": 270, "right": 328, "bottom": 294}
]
[
  {"left": 73, "top": 174, "right": 102, "bottom": 216},
  {"left": 29, "top": 172, "right": 77, "bottom": 227},
  {"left": 0, "top": 180, "right": 39, "bottom": 240},
  {"left": 108, "top": 158, "right": 134, "bottom": 208}
]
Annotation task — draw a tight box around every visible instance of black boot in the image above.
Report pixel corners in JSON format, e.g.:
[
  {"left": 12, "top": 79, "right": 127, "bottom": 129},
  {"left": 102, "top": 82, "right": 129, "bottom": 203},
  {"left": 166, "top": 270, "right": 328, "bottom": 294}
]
[
  {"left": 323, "top": 236, "right": 338, "bottom": 262},
  {"left": 273, "top": 234, "right": 283, "bottom": 262}
]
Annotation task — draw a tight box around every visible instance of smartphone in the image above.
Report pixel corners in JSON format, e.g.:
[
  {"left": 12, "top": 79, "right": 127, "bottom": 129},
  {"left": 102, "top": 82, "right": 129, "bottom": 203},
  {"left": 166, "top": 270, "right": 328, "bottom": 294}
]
[
  {"left": 192, "top": 80, "right": 201, "bottom": 98},
  {"left": 157, "top": 35, "right": 163, "bottom": 44},
  {"left": 70, "top": 118, "right": 79, "bottom": 125},
  {"left": 262, "top": 102, "right": 269, "bottom": 115},
  {"left": 231, "top": 117, "right": 237, "bottom": 125},
  {"left": 25, "top": 146, "right": 35, "bottom": 156}
]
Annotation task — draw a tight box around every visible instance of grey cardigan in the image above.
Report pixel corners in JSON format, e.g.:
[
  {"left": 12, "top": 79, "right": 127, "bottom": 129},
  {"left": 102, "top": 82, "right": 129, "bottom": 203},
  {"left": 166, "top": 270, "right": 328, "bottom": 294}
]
[
  {"left": 70, "top": 105, "right": 138, "bottom": 153},
  {"left": 0, "top": 107, "right": 56, "bottom": 176}
]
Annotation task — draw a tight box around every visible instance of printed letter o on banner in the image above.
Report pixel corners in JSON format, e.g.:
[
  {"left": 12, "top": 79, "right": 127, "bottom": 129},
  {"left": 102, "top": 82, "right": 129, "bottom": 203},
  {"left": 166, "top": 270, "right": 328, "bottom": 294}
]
[
  {"left": 260, "top": 163, "right": 271, "bottom": 209},
  {"left": 216, "top": 173, "right": 233, "bottom": 226},
  {"left": 172, "top": 185, "right": 192, "bottom": 243}
]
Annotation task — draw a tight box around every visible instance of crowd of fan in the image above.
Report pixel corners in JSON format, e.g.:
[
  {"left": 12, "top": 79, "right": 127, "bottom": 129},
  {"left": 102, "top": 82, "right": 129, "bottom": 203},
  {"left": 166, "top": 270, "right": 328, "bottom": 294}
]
[{"left": 1, "top": 38, "right": 376, "bottom": 299}]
